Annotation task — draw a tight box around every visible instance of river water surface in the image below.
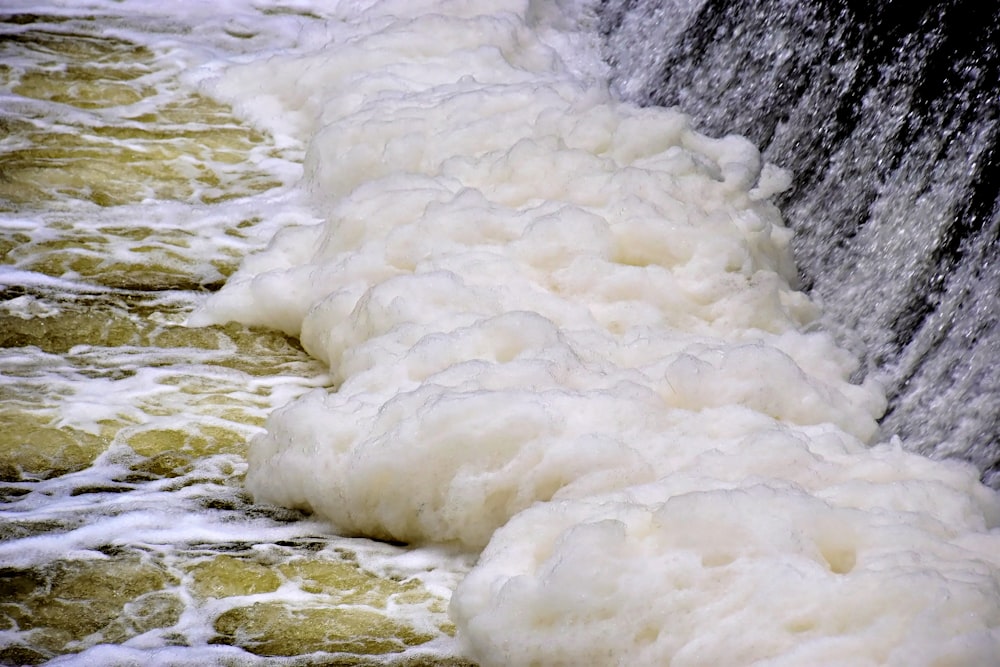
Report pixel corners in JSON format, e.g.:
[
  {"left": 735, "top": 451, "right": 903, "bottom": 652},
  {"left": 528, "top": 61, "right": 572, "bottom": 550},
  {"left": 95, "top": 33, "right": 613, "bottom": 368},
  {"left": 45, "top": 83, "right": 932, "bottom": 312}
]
[
  {"left": 3, "top": 1, "right": 999, "bottom": 666},
  {"left": 1, "top": 3, "right": 474, "bottom": 665}
]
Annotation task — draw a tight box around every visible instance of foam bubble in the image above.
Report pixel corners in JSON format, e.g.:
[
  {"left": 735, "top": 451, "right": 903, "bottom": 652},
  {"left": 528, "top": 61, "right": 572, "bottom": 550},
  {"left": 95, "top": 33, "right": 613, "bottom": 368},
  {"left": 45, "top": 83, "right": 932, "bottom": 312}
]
[
  {"left": 454, "top": 484, "right": 1000, "bottom": 667},
  {"left": 191, "top": 0, "right": 1000, "bottom": 663}
]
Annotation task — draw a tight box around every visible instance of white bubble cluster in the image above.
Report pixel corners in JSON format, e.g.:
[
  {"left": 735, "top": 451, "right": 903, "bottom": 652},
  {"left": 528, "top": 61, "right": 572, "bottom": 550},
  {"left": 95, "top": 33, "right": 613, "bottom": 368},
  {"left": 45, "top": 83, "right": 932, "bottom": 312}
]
[{"left": 192, "top": 0, "right": 1000, "bottom": 664}]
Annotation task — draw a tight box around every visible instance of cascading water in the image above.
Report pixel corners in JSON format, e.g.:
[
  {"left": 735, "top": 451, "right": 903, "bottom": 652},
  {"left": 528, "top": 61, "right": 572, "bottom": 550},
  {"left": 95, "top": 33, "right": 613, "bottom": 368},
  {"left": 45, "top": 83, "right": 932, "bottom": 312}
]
[
  {"left": 597, "top": 0, "right": 1000, "bottom": 484},
  {"left": 3, "top": 1, "right": 999, "bottom": 665}
]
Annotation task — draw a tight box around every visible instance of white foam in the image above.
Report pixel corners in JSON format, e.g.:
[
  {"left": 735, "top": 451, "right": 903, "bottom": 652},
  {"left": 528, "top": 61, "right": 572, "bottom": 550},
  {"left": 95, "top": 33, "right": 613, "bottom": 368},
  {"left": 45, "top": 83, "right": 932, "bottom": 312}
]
[
  {"left": 454, "top": 483, "right": 1000, "bottom": 666},
  {"left": 190, "top": 0, "right": 1000, "bottom": 663}
]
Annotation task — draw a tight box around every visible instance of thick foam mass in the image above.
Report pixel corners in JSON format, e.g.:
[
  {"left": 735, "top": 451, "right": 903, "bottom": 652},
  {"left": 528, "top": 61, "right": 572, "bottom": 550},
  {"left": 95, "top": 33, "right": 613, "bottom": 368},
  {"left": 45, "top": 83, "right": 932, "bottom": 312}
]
[{"left": 192, "top": 0, "right": 1000, "bottom": 663}]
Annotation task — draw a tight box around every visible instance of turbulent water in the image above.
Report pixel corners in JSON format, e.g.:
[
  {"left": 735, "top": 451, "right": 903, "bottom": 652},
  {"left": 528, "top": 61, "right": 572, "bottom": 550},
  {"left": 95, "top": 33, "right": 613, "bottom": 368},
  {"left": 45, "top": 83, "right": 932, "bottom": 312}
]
[
  {"left": 2, "top": 0, "right": 999, "bottom": 666},
  {"left": 598, "top": 0, "right": 1000, "bottom": 484}
]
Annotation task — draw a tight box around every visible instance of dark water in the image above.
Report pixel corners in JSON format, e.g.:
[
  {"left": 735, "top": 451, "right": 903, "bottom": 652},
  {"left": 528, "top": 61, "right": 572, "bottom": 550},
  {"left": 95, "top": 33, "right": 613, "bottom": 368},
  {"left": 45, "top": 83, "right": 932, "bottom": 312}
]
[{"left": 597, "top": 0, "right": 1000, "bottom": 484}]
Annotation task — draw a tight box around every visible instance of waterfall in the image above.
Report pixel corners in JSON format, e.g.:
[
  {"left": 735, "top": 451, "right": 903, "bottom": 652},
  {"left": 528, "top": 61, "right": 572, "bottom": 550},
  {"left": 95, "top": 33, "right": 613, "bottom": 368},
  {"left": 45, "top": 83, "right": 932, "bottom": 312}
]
[{"left": 598, "top": 0, "right": 1000, "bottom": 484}]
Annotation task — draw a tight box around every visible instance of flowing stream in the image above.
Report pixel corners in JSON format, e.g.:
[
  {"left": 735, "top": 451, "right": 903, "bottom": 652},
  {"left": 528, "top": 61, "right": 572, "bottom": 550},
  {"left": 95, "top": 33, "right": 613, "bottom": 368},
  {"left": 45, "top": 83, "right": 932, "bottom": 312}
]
[{"left": 2, "top": 1, "right": 998, "bottom": 665}]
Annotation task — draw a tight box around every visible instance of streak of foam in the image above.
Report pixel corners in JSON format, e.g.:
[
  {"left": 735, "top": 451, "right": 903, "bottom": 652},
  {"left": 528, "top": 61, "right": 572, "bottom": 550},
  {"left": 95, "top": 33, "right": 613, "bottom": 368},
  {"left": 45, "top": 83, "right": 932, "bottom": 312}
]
[{"left": 2, "top": 3, "right": 473, "bottom": 662}]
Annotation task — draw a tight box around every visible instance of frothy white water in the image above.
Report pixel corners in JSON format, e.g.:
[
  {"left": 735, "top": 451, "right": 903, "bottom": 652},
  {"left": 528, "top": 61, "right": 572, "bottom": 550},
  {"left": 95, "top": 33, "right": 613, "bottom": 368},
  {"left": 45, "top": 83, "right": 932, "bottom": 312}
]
[{"left": 191, "top": 0, "right": 1000, "bottom": 664}]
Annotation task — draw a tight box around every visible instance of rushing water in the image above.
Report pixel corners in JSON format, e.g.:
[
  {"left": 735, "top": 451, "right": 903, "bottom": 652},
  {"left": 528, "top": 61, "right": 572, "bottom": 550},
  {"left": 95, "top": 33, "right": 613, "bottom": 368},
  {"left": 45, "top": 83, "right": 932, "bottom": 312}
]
[
  {"left": 2, "top": 1, "right": 999, "bottom": 666},
  {"left": 598, "top": 0, "right": 1000, "bottom": 484}
]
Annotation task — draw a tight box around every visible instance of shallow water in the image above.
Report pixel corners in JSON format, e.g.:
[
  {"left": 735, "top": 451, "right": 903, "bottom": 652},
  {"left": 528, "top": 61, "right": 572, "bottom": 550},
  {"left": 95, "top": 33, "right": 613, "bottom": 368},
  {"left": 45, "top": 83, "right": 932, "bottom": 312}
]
[{"left": 1, "top": 4, "right": 473, "bottom": 665}]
